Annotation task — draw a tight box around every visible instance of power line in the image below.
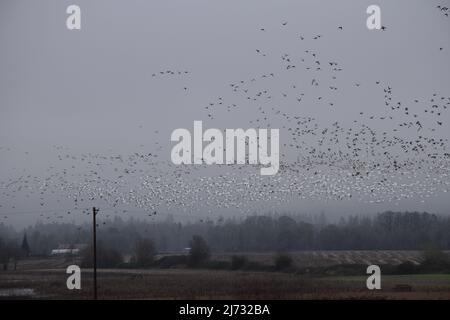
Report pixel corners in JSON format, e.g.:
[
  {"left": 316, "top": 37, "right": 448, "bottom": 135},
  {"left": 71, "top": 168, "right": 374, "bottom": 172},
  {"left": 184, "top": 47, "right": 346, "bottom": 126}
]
[{"left": 92, "top": 207, "right": 98, "bottom": 300}]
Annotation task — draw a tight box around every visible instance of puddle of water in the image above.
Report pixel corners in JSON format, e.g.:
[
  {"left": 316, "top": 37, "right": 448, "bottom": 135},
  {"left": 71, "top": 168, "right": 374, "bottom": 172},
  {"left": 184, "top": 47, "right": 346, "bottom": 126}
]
[{"left": 0, "top": 288, "right": 35, "bottom": 298}]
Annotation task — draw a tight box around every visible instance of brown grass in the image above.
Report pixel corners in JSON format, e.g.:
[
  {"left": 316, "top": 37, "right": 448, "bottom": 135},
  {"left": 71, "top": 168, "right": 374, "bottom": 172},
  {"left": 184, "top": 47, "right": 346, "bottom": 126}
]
[{"left": 1, "top": 268, "right": 449, "bottom": 300}]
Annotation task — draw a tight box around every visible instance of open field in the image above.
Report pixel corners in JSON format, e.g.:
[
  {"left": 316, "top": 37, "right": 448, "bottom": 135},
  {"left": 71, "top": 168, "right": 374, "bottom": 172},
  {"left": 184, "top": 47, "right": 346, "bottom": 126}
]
[
  {"left": 1, "top": 268, "right": 450, "bottom": 300},
  {"left": 0, "top": 251, "right": 449, "bottom": 299}
]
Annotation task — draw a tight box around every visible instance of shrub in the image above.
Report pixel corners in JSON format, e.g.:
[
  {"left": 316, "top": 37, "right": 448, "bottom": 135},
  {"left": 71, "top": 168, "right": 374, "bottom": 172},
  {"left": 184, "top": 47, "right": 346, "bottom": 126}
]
[
  {"left": 274, "top": 252, "right": 293, "bottom": 271},
  {"left": 421, "top": 248, "right": 450, "bottom": 272}
]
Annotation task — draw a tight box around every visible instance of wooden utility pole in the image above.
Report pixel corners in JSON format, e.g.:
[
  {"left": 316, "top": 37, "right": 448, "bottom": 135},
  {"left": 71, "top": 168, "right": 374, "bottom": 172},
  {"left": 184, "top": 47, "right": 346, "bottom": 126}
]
[{"left": 92, "top": 207, "right": 98, "bottom": 300}]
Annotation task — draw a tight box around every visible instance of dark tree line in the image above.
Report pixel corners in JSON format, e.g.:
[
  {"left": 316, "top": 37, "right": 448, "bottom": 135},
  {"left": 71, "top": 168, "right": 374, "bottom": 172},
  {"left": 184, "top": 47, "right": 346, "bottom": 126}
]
[
  {"left": 0, "top": 233, "right": 30, "bottom": 270},
  {"left": 1, "top": 211, "right": 449, "bottom": 259}
]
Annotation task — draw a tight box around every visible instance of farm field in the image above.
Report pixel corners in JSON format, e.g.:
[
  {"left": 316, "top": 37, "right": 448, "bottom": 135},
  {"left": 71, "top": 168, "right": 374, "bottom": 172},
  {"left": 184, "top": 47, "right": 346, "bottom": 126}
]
[
  {"left": 0, "top": 250, "right": 449, "bottom": 300},
  {"left": 211, "top": 250, "right": 437, "bottom": 267},
  {"left": 1, "top": 268, "right": 450, "bottom": 300},
  {"left": 4, "top": 250, "right": 438, "bottom": 272}
]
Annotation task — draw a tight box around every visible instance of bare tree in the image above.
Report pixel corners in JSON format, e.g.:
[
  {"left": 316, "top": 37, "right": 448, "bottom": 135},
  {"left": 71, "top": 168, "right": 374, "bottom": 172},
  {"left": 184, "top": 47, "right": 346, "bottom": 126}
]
[
  {"left": 134, "top": 238, "right": 156, "bottom": 267},
  {"left": 188, "top": 235, "right": 210, "bottom": 267}
]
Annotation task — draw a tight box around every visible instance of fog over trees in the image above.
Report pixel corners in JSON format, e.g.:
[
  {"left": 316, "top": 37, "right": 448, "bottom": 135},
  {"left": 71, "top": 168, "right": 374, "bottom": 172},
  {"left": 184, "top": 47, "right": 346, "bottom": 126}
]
[{"left": 1, "top": 212, "right": 449, "bottom": 260}]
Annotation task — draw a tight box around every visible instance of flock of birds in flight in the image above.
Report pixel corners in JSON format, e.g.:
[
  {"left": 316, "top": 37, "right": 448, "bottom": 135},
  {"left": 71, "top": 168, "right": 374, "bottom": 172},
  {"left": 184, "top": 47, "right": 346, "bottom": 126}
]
[{"left": 0, "top": 5, "right": 449, "bottom": 225}]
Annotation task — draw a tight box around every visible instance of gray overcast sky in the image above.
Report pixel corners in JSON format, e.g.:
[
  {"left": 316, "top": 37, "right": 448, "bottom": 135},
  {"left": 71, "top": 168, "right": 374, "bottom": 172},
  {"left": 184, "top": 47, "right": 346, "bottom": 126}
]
[{"left": 1, "top": 0, "right": 450, "bottom": 227}]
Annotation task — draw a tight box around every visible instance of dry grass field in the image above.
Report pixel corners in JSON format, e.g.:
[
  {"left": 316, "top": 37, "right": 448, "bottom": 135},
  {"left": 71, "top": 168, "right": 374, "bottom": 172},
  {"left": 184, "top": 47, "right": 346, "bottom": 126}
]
[
  {"left": 1, "top": 251, "right": 449, "bottom": 300},
  {"left": 1, "top": 268, "right": 450, "bottom": 300}
]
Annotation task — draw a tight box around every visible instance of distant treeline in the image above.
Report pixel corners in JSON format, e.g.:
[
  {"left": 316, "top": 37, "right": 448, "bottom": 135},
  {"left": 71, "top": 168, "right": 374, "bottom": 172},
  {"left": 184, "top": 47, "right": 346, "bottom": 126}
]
[{"left": 1, "top": 211, "right": 449, "bottom": 256}]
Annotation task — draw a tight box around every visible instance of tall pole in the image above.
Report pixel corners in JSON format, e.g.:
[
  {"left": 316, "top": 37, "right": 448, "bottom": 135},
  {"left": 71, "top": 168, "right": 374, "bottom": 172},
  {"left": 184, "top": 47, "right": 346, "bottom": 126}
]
[{"left": 92, "top": 207, "right": 98, "bottom": 300}]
